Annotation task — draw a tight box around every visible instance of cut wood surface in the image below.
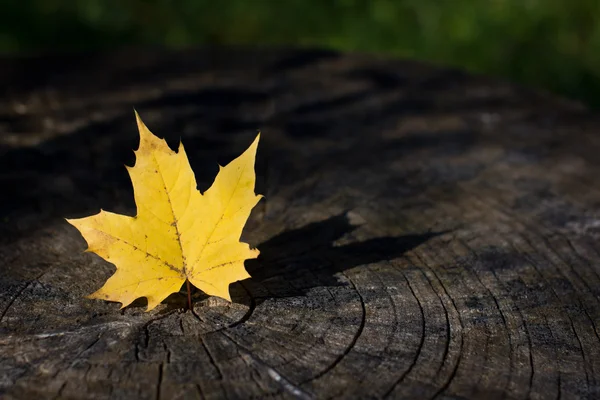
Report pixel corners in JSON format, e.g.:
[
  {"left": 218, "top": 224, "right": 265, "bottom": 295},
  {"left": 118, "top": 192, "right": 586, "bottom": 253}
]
[{"left": 1, "top": 47, "right": 600, "bottom": 399}]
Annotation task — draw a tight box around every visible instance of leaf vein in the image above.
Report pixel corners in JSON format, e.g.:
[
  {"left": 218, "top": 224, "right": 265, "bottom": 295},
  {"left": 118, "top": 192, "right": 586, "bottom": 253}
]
[
  {"left": 192, "top": 164, "right": 247, "bottom": 268},
  {"left": 87, "top": 228, "right": 181, "bottom": 274}
]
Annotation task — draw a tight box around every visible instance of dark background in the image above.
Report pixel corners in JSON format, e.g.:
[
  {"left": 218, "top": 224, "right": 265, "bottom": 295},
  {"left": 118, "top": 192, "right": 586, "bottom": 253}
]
[{"left": 2, "top": 0, "right": 600, "bottom": 107}]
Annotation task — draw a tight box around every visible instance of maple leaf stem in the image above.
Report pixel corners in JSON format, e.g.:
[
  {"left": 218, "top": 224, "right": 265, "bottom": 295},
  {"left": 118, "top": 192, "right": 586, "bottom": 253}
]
[{"left": 186, "top": 279, "right": 192, "bottom": 310}]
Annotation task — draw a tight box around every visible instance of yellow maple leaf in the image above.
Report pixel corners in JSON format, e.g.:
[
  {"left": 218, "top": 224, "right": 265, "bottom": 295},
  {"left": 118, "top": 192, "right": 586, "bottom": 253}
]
[{"left": 67, "top": 112, "right": 262, "bottom": 311}]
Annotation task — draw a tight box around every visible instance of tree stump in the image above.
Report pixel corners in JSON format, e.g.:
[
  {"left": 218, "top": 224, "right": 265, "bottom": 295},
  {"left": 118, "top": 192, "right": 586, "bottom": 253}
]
[{"left": 1, "top": 47, "right": 599, "bottom": 399}]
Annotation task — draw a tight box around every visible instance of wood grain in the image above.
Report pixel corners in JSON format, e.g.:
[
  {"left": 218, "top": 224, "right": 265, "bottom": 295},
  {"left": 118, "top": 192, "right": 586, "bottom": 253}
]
[{"left": 1, "top": 47, "right": 599, "bottom": 399}]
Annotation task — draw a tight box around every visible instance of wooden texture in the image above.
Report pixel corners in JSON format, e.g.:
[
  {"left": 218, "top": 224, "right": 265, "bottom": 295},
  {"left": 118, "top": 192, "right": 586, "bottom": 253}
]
[{"left": 1, "top": 47, "right": 600, "bottom": 399}]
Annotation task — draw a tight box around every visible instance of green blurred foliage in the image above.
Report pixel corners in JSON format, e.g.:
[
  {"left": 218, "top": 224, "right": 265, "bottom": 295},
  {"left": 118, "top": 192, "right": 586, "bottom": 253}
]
[{"left": 2, "top": 0, "right": 600, "bottom": 106}]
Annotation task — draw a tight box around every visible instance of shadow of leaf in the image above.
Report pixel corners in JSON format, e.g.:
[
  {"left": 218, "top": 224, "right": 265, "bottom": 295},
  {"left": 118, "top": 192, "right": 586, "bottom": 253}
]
[{"left": 232, "top": 212, "right": 444, "bottom": 303}]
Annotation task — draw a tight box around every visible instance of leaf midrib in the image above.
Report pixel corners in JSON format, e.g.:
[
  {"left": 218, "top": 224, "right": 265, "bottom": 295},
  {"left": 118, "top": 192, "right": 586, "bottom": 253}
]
[{"left": 152, "top": 151, "right": 187, "bottom": 276}]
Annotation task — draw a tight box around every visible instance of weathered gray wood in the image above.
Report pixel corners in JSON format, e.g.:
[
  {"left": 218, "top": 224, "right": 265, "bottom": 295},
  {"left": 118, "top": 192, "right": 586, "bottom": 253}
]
[{"left": 1, "top": 47, "right": 599, "bottom": 399}]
